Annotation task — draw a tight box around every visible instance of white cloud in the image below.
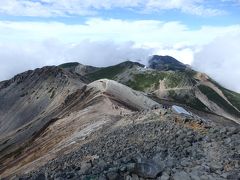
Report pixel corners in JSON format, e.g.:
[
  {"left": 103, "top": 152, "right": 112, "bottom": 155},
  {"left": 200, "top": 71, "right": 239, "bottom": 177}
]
[
  {"left": 192, "top": 33, "right": 240, "bottom": 92},
  {"left": 0, "top": 18, "right": 240, "bottom": 92},
  {"left": 145, "top": 0, "right": 225, "bottom": 16},
  {"left": 0, "top": 40, "right": 152, "bottom": 81},
  {"left": 0, "top": 0, "right": 226, "bottom": 17},
  {"left": 1, "top": 19, "right": 240, "bottom": 46},
  {"left": 155, "top": 48, "right": 195, "bottom": 65}
]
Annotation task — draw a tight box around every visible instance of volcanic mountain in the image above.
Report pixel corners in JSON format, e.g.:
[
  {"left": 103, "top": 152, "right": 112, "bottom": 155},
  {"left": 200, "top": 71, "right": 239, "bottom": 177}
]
[
  {"left": 81, "top": 55, "right": 240, "bottom": 123},
  {"left": 0, "top": 56, "right": 239, "bottom": 179}
]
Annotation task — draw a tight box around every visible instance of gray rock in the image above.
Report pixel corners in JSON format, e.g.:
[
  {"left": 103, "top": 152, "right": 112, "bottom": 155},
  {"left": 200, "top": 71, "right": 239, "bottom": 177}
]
[
  {"left": 164, "top": 157, "right": 176, "bottom": 168},
  {"left": 54, "top": 177, "right": 65, "bottom": 180},
  {"left": 158, "top": 172, "right": 170, "bottom": 180},
  {"left": 224, "top": 137, "right": 231, "bottom": 144},
  {"left": 125, "top": 175, "right": 132, "bottom": 180},
  {"left": 152, "top": 154, "right": 166, "bottom": 169},
  {"left": 227, "top": 127, "right": 238, "bottom": 135},
  {"left": 172, "top": 171, "right": 191, "bottom": 180},
  {"left": 79, "top": 162, "right": 92, "bottom": 174},
  {"left": 189, "top": 171, "right": 201, "bottom": 180},
  {"left": 131, "top": 174, "right": 139, "bottom": 180},
  {"left": 106, "top": 171, "right": 119, "bottom": 180},
  {"left": 97, "top": 159, "right": 108, "bottom": 171},
  {"left": 133, "top": 160, "right": 162, "bottom": 178},
  {"left": 210, "top": 161, "right": 223, "bottom": 171},
  {"left": 220, "top": 128, "right": 227, "bottom": 134},
  {"left": 126, "top": 163, "right": 136, "bottom": 172},
  {"left": 34, "top": 173, "right": 46, "bottom": 180},
  {"left": 98, "top": 174, "right": 107, "bottom": 180},
  {"left": 66, "top": 172, "right": 75, "bottom": 179},
  {"left": 180, "top": 158, "right": 189, "bottom": 167},
  {"left": 209, "top": 128, "right": 218, "bottom": 134}
]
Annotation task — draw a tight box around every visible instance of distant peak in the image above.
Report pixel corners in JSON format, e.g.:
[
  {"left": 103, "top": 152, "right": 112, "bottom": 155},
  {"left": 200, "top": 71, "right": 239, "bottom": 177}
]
[
  {"left": 150, "top": 55, "right": 184, "bottom": 64},
  {"left": 148, "top": 55, "right": 187, "bottom": 71}
]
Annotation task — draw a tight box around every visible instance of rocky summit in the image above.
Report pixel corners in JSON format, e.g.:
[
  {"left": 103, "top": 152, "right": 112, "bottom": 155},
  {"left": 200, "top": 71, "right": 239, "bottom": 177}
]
[{"left": 0, "top": 56, "right": 240, "bottom": 180}]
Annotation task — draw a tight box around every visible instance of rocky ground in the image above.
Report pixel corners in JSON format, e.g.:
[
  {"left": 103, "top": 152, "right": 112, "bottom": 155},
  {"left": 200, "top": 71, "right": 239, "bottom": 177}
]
[{"left": 16, "top": 109, "right": 240, "bottom": 180}]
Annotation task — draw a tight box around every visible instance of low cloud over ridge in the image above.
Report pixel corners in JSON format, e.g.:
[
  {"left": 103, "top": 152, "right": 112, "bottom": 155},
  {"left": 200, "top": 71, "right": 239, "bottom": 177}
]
[
  {"left": 192, "top": 33, "right": 240, "bottom": 92},
  {"left": 0, "top": 18, "right": 240, "bottom": 92},
  {"left": 0, "top": 40, "right": 152, "bottom": 81}
]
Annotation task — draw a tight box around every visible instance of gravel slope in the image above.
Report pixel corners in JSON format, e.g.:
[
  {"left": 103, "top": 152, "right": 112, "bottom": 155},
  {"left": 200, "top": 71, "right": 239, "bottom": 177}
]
[{"left": 18, "top": 109, "right": 240, "bottom": 180}]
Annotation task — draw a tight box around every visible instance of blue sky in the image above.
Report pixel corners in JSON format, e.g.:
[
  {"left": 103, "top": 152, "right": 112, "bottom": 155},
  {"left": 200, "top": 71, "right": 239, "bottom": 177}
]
[
  {"left": 0, "top": 0, "right": 240, "bottom": 91},
  {"left": 0, "top": 0, "right": 239, "bottom": 27}
]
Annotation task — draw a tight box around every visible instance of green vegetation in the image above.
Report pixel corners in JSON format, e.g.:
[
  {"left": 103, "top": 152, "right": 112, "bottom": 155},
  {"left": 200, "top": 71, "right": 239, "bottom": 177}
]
[
  {"left": 150, "top": 92, "right": 208, "bottom": 112},
  {"left": 198, "top": 85, "right": 240, "bottom": 116},
  {"left": 164, "top": 72, "right": 187, "bottom": 88},
  {"left": 85, "top": 61, "right": 145, "bottom": 81},
  {"left": 185, "top": 69, "right": 198, "bottom": 86},
  {"left": 208, "top": 78, "right": 240, "bottom": 112},
  {"left": 168, "top": 90, "right": 208, "bottom": 112},
  {"left": 221, "top": 88, "right": 240, "bottom": 111},
  {"left": 189, "top": 98, "right": 208, "bottom": 111},
  {"left": 185, "top": 69, "right": 197, "bottom": 77},
  {"left": 125, "top": 71, "right": 193, "bottom": 92},
  {"left": 59, "top": 62, "right": 79, "bottom": 69},
  {"left": 126, "top": 72, "right": 166, "bottom": 91},
  {"left": 168, "top": 90, "right": 176, "bottom": 97},
  {"left": 86, "top": 63, "right": 128, "bottom": 81}
]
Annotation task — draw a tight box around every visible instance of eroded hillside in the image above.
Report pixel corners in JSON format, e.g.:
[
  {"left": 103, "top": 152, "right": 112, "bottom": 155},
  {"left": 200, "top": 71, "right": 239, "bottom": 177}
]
[
  {"left": 0, "top": 58, "right": 239, "bottom": 180},
  {"left": 79, "top": 56, "right": 240, "bottom": 123}
]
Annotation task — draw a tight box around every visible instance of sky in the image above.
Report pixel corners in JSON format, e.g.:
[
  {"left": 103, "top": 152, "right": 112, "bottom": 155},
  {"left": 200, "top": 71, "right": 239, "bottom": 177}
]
[{"left": 0, "top": 0, "right": 240, "bottom": 92}]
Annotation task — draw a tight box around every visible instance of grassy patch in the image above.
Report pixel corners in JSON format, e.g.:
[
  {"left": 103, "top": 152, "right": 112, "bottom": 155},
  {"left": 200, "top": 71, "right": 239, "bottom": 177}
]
[
  {"left": 126, "top": 72, "right": 166, "bottom": 91},
  {"left": 221, "top": 88, "right": 240, "bottom": 111},
  {"left": 149, "top": 93, "right": 208, "bottom": 112},
  {"left": 86, "top": 61, "right": 145, "bottom": 81},
  {"left": 186, "top": 98, "right": 209, "bottom": 112},
  {"left": 164, "top": 72, "right": 189, "bottom": 88},
  {"left": 125, "top": 71, "right": 193, "bottom": 91},
  {"left": 198, "top": 85, "right": 240, "bottom": 116},
  {"left": 87, "top": 64, "right": 126, "bottom": 81},
  {"left": 206, "top": 78, "right": 240, "bottom": 112},
  {"left": 169, "top": 91, "right": 208, "bottom": 112},
  {"left": 211, "top": 85, "right": 240, "bottom": 112}
]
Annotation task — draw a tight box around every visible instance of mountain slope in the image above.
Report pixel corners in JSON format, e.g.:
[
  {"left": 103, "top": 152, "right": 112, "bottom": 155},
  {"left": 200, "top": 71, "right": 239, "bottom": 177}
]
[
  {"left": 83, "top": 56, "right": 240, "bottom": 123},
  {"left": 0, "top": 68, "right": 158, "bottom": 178},
  {"left": 0, "top": 66, "right": 87, "bottom": 135},
  {"left": 0, "top": 61, "right": 240, "bottom": 179}
]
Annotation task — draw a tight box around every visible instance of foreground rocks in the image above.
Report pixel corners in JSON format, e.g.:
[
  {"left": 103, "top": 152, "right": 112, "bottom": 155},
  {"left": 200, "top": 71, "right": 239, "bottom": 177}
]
[{"left": 16, "top": 110, "right": 240, "bottom": 180}]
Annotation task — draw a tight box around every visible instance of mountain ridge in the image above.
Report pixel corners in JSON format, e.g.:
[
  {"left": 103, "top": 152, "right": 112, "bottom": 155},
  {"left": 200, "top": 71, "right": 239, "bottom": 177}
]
[
  {"left": 0, "top": 55, "right": 240, "bottom": 179},
  {"left": 66, "top": 56, "right": 239, "bottom": 123}
]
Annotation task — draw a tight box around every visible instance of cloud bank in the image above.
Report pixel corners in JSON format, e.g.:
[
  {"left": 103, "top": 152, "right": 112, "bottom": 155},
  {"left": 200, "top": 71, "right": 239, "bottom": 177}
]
[
  {"left": 0, "top": 40, "right": 152, "bottom": 81},
  {"left": 3, "top": 19, "right": 240, "bottom": 45},
  {"left": 192, "top": 33, "right": 240, "bottom": 92},
  {"left": 0, "top": 18, "right": 240, "bottom": 92}
]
